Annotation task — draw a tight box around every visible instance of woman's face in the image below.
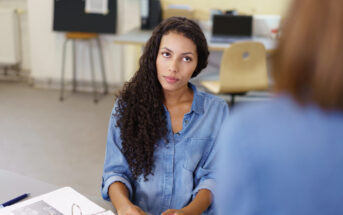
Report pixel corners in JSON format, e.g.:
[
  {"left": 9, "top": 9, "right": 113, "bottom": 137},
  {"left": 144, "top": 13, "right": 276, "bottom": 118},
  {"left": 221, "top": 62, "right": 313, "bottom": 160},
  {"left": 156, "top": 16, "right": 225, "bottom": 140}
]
[{"left": 156, "top": 31, "right": 198, "bottom": 93}]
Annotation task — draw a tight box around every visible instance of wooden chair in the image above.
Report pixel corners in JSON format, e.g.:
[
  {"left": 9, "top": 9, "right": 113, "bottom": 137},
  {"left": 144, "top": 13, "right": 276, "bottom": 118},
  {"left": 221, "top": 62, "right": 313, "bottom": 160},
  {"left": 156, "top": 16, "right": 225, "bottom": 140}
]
[
  {"left": 60, "top": 32, "right": 108, "bottom": 103},
  {"left": 201, "top": 41, "right": 269, "bottom": 106}
]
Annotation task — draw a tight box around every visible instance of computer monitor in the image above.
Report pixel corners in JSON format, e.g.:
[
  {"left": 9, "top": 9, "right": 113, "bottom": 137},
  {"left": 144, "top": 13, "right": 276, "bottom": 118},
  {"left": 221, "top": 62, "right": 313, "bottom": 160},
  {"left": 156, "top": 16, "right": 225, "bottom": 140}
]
[{"left": 212, "top": 15, "right": 252, "bottom": 37}]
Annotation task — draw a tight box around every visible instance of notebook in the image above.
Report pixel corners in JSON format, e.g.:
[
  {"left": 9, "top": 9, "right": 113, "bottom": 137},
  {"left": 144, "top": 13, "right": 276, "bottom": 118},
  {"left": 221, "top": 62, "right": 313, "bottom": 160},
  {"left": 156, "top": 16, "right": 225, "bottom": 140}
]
[{"left": 211, "top": 15, "right": 253, "bottom": 43}]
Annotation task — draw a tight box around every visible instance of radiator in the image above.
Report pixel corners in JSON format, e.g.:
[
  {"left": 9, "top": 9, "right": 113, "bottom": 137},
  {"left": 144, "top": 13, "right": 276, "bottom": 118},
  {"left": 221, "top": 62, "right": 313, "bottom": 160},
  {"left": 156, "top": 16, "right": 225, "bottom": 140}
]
[{"left": 0, "top": 8, "right": 20, "bottom": 65}]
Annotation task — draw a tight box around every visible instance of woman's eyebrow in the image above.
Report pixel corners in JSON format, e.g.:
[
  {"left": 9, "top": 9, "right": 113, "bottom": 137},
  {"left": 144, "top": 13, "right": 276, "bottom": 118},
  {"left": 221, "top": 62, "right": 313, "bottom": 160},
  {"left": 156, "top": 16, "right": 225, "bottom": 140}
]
[
  {"left": 161, "top": 47, "right": 194, "bottom": 56},
  {"left": 181, "top": 52, "right": 194, "bottom": 56},
  {"left": 161, "top": 47, "right": 173, "bottom": 53}
]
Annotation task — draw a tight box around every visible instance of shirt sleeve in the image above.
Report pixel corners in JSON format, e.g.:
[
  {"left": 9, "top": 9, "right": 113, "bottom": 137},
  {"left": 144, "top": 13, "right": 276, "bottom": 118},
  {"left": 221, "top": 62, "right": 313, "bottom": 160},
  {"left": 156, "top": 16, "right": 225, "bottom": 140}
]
[
  {"left": 192, "top": 102, "right": 229, "bottom": 205},
  {"left": 101, "top": 103, "right": 134, "bottom": 201}
]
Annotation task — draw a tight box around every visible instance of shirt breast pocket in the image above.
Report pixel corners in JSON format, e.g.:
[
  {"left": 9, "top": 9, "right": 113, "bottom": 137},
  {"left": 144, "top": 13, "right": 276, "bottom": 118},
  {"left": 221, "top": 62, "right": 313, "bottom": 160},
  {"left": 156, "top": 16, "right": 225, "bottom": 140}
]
[{"left": 183, "top": 137, "right": 212, "bottom": 172}]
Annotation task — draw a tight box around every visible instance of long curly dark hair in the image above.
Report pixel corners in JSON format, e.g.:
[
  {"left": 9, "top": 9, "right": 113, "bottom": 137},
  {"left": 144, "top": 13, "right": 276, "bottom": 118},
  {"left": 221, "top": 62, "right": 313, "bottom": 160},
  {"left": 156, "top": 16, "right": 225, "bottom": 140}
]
[{"left": 115, "top": 17, "right": 209, "bottom": 180}]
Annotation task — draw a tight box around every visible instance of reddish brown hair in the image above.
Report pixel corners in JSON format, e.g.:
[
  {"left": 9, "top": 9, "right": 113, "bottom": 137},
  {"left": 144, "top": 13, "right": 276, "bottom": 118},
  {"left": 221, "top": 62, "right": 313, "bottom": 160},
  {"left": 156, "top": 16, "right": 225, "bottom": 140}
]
[{"left": 272, "top": 0, "right": 343, "bottom": 110}]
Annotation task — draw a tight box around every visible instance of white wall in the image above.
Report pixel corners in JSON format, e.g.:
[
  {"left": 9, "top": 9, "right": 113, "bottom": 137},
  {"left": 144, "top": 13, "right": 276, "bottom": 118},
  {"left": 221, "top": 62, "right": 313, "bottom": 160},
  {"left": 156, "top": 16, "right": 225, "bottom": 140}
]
[
  {"left": 0, "top": 0, "right": 30, "bottom": 70},
  {"left": 22, "top": 0, "right": 289, "bottom": 87},
  {"left": 162, "top": 0, "right": 290, "bottom": 19},
  {"left": 27, "top": 0, "right": 140, "bottom": 87}
]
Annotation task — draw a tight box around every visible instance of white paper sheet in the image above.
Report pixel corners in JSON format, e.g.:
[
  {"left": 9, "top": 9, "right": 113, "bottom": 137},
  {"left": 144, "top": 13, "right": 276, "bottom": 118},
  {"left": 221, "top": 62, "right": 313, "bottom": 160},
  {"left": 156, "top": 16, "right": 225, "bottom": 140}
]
[
  {"left": 0, "top": 187, "right": 115, "bottom": 215},
  {"left": 85, "top": 0, "right": 109, "bottom": 15}
]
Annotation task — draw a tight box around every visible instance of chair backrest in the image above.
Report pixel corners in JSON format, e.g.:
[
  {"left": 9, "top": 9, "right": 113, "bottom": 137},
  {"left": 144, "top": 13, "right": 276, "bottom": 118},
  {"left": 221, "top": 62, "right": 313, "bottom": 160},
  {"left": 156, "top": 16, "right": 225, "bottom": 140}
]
[{"left": 219, "top": 41, "right": 269, "bottom": 93}]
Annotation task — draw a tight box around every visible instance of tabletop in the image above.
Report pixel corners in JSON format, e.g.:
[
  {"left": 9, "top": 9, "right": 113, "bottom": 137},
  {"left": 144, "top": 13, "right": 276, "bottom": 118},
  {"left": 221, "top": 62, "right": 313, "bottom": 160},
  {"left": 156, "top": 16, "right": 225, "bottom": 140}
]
[{"left": 0, "top": 169, "right": 114, "bottom": 211}]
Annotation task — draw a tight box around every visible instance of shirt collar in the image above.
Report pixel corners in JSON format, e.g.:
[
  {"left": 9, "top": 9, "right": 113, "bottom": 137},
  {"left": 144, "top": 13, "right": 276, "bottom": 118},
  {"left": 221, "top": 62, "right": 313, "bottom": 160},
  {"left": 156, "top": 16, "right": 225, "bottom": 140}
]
[{"left": 189, "top": 83, "right": 204, "bottom": 115}]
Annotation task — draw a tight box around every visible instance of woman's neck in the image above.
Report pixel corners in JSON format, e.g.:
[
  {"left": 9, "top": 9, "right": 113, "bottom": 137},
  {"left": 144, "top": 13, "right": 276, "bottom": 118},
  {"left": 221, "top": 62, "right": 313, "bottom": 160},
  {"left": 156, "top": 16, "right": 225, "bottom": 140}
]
[{"left": 163, "top": 85, "right": 193, "bottom": 106}]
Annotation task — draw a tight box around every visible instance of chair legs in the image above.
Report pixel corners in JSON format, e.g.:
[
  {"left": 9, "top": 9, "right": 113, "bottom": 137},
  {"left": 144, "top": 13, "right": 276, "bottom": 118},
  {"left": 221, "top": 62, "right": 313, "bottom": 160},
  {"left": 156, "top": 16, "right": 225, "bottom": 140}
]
[
  {"left": 59, "top": 36, "right": 108, "bottom": 103},
  {"left": 96, "top": 37, "right": 108, "bottom": 94},
  {"left": 228, "top": 92, "right": 247, "bottom": 108},
  {"left": 89, "top": 40, "right": 98, "bottom": 103},
  {"left": 72, "top": 40, "right": 77, "bottom": 92},
  {"left": 60, "top": 38, "right": 69, "bottom": 101},
  {"left": 229, "top": 94, "right": 236, "bottom": 107}
]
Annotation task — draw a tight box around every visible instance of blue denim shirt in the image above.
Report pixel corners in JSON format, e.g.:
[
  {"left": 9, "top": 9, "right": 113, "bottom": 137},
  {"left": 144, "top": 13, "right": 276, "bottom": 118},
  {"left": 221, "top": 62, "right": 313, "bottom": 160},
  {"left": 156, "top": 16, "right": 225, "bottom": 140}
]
[
  {"left": 216, "top": 94, "right": 343, "bottom": 215},
  {"left": 102, "top": 84, "right": 229, "bottom": 215}
]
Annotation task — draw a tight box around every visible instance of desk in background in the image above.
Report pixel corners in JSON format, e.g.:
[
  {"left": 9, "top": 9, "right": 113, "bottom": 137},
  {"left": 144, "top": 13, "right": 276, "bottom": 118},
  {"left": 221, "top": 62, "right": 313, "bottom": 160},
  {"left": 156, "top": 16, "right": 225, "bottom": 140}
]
[
  {"left": 113, "top": 28, "right": 276, "bottom": 83},
  {"left": 113, "top": 27, "right": 277, "bottom": 53}
]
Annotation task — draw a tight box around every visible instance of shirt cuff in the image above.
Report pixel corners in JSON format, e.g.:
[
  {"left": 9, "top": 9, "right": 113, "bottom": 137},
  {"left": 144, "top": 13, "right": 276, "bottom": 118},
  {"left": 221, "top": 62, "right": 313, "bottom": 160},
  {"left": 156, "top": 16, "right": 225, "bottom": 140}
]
[
  {"left": 193, "top": 178, "right": 215, "bottom": 196},
  {"left": 102, "top": 175, "right": 133, "bottom": 201},
  {"left": 192, "top": 178, "right": 216, "bottom": 212}
]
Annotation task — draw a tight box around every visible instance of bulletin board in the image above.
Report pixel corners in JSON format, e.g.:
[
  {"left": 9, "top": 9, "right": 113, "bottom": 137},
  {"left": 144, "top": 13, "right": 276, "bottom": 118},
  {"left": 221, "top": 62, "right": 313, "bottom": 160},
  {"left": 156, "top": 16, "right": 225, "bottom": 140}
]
[{"left": 53, "top": 0, "right": 117, "bottom": 34}]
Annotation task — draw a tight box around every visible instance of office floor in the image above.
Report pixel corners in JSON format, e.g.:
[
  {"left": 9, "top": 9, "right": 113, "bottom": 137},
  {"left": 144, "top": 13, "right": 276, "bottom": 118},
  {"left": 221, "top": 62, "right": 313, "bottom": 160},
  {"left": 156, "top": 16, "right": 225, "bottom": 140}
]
[{"left": 0, "top": 80, "right": 116, "bottom": 199}]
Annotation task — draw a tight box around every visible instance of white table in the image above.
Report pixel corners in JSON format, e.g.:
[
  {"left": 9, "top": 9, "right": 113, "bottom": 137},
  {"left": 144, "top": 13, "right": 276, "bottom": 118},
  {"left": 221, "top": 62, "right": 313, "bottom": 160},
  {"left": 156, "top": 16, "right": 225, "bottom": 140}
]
[{"left": 0, "top": 169, "right": 114, "bottom": 211}]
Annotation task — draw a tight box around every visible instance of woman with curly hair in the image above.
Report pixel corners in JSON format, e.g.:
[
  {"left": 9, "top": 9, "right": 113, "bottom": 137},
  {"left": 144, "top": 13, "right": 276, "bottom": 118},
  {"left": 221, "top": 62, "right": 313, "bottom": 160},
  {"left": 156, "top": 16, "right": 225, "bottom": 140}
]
[{"left": 102, "top": 17, "right": 228, "bottom": 215}]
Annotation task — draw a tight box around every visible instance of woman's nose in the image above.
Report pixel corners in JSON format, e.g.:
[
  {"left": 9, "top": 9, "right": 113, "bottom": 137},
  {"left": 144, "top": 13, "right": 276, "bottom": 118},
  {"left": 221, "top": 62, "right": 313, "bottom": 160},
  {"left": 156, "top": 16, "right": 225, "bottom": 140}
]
[{"left": 168, "top": 59, "right": 178, "bottom": 73}]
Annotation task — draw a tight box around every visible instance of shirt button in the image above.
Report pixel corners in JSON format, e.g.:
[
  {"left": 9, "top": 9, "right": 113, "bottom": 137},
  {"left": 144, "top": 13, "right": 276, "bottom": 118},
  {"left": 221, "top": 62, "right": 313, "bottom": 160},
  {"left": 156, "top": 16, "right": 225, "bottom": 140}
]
[
  {"left": 176, "top": 132, "right": 180, "bottom": 136},
  {"left": 185, "top": 120, "right": 188, "bottom": 124}
]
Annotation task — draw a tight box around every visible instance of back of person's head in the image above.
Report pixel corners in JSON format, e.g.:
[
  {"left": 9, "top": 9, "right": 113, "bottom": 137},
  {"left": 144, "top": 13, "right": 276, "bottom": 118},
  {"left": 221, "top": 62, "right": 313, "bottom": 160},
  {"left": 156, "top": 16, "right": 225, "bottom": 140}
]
[{"left": 273, "top": 0, "right": 343, "bottom": 110}]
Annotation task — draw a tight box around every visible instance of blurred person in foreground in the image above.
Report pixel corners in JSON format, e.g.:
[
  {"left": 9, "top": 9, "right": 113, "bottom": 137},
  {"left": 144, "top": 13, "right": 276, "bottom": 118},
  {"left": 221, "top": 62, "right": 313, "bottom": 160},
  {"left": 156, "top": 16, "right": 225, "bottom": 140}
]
[{"left": 216, "top": 0, "right": 343, "bottom": 214}]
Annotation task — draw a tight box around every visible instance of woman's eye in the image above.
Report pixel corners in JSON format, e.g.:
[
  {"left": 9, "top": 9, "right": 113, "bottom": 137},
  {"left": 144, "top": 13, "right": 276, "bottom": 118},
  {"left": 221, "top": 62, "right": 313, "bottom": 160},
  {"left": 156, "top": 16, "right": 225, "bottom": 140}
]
[
  {"left": 183, "top": 57, "right": 192, "bottom": 62},
  {"left": 162, "top": 52, "right": 170, "bottom": 57}
]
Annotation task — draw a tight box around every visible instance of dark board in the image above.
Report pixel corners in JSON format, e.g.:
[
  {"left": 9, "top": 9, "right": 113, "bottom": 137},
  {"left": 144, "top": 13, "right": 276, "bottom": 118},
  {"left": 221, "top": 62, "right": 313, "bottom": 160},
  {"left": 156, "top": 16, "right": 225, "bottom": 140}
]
[{"left": 53, "top": 0, "right": 117, "bottom": 34}]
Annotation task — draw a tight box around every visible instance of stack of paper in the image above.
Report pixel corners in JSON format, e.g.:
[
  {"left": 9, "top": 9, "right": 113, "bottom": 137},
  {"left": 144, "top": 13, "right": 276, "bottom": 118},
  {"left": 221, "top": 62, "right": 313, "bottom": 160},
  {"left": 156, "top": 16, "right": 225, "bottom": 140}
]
[{"left": 0, "top": 187, "right": 115, "bottom": 215}]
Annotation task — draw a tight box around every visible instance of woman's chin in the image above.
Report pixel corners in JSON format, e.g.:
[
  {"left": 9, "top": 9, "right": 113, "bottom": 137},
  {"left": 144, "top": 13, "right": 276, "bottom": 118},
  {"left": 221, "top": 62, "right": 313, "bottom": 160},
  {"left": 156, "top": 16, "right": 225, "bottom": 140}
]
[{"left": 161, "top": 83, "right": 182, "bottom": 92}]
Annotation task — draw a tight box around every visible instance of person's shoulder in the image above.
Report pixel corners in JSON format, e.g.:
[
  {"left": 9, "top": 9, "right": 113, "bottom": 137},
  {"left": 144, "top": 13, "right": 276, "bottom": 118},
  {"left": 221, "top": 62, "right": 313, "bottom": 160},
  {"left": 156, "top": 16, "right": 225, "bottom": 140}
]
[
  {"left": 218, "top": 95, "right": 295, "bottom": 149},
  {"left": 198, "top": 90, "right": 228, "bottom": 107},
  {"left": 110, "top": 98, "right": 122, "bottom": 120},
  {"left": 233, "top": 94, "right": 293, "bottom": 117},
  {"left": 111, "top": 99, "right": 119, "bottom": 113},
  {"left": 221, "top": 95, "right": 286, "bottom": 132}
]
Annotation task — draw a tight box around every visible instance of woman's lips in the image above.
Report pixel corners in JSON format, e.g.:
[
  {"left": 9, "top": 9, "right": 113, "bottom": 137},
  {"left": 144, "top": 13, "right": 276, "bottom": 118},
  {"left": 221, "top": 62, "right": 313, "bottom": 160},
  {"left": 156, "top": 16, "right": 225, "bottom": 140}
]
[{"left": 164, "top": 76, "right": 178, "bottom": 84}]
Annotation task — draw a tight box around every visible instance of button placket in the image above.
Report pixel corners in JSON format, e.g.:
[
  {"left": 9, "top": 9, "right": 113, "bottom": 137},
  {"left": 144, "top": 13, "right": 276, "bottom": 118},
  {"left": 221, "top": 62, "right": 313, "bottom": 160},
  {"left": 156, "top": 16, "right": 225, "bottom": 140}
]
[{"left": 162, "top": 135, "right": 174, "bottom": 210}]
